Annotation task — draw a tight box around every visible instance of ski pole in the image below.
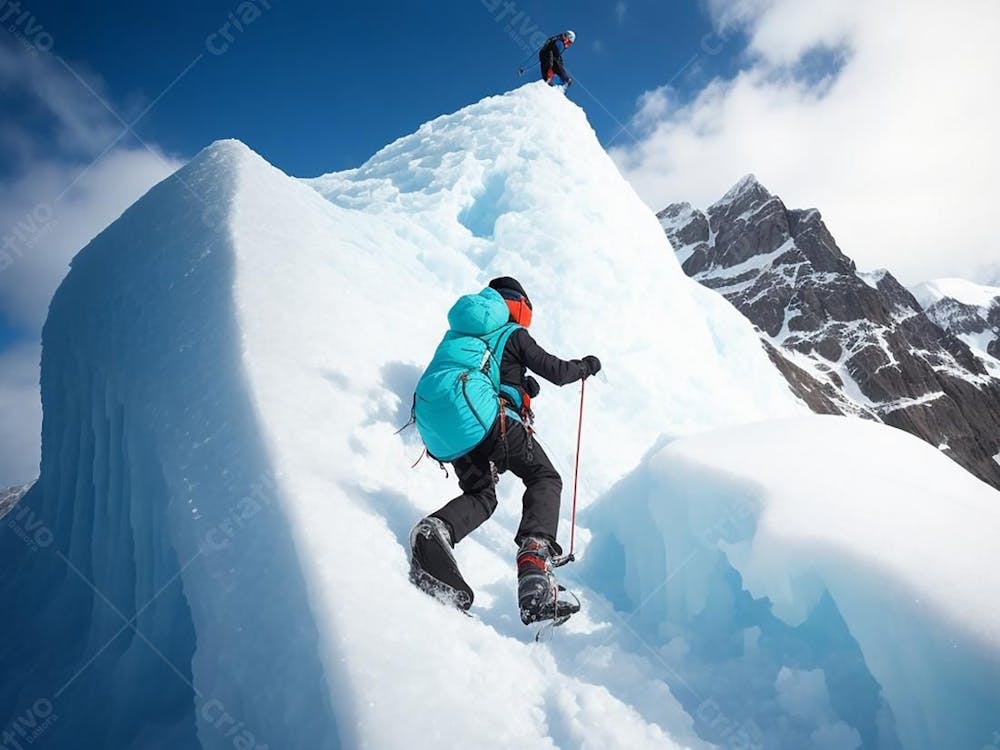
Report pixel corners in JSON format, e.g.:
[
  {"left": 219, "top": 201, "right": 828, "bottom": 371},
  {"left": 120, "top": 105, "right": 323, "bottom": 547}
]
[
  {"left": 552, "top": 378, "right": 585, "bottom": 568},
  {"left": 515, "top": 46, "right": 540, "bottom": 76}
]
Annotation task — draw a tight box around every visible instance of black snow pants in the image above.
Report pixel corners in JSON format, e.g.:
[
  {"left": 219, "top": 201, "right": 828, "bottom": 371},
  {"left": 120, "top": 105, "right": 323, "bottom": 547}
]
[
  {"left": 538, "top": 45, "right": 568, "bottom": 83},
  {"left": 432, "top": 414, "right": 563, "bottom": 553}
]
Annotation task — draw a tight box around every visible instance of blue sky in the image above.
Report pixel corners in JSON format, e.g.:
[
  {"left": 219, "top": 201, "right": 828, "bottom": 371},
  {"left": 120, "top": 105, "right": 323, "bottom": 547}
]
[
  {"left": 17, "top": 0, "right": 734, "bottom": 177},
  {"left": 0, "top": 0, "right": 742, "bottom": 343}
]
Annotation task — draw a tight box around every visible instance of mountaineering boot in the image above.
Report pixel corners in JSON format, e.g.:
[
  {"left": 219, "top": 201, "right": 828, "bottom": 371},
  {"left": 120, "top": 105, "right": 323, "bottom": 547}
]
[
  {"left": 517, "top": 537, "right": 580, "bottom": 625},
  {"left": 409, "top": 517, "right": 474, "bottom": 611}
]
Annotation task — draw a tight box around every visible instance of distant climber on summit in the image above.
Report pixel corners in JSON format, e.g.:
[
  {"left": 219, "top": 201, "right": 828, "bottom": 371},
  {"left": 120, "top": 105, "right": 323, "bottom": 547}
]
[
  {"left": 539, "top": 30, "right": 575, "bottom": 87},
  {"left": 408, "top": 276, "right": 601, "bottom": 625}
]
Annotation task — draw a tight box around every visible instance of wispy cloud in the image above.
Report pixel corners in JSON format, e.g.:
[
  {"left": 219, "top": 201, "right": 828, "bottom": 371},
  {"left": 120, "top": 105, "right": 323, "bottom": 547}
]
[
  {"left": 612, "top": 0, "right": 1000, "bottom": 285},
  {"left": 0, "top": 38, "right": 184, "bottom": 485},
  {"left": 0, "top": 148, "right": 182, "bottom": 329},
  {"left": 0, "top": 341, "right": 41, "bottom": 485},
  {"left": 0, "top": 40, "right": 184, "bottom": 331},
  {"left": 615, "top": 1, "right": 627, "bottom": 25}
]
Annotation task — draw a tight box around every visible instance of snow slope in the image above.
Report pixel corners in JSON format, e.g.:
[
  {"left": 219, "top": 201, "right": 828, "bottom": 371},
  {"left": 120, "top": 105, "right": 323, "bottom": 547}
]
[
  {"left": 225, "top": 81, "right": 804, "bottom": 748},
  {"left": 0, "top": 83, "right": 803, "bottom": 750}
]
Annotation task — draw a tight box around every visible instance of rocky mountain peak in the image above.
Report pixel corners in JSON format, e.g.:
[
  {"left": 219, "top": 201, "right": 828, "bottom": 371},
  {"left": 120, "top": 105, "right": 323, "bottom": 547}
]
[
  {"left": 660, "top": 182, "right": 1000, "bottom": 490},
  {"left": 663, "top": 176, "right": 859, "bottom": 281},
  {"left": 712, "top": 173, "right": 771, "bottom": 209}
]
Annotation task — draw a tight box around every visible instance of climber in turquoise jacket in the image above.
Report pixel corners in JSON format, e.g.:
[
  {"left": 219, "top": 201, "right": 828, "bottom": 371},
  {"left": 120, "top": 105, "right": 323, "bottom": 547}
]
[{"left": 408, "top": 276, "right": 601, "bottom": 624}]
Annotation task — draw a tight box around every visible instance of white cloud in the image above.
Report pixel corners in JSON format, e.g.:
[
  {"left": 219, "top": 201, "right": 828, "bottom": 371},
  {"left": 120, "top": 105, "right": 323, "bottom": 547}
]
[
  {"left": 0, "top": 40, "right": 184, "bottom": 332},
  {"left": 0, "top": 342, "right": 41, "bottom": 486},
  {"left": 631, "top": 86, "right": 673, "bottom": 131},
  {"left": 612, "top": 0, "right": 1000, "bottom": 285},
  {"left": 708, "top": 0, "right": 859, "bottom": 64},
  {"left": 0, "top": 39, "right": 185, "bottom": 484},
  {"left": 616, "top": 1, "right": 627, "bottom": 25},
  {"left": 0, "top": 147, "right": 181, "bottom": 331}
]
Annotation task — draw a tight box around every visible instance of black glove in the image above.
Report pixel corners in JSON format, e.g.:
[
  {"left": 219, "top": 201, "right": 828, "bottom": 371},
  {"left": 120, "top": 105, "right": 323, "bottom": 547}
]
[
  {"left": 522, "top": 375, "right": 540, "bottom": 399},
  {"left": 565, "top": 78, "right": 573, "bottom": 88},
  {"left": 581, "top": 355, "right": 601, "bottom": 378}
]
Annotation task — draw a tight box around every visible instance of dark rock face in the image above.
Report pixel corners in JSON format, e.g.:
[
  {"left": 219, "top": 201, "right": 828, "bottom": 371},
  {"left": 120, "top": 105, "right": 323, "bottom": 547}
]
[
  {"left": 926, "top": 298, "right": 990, "bottom": 336},
  {"left": 0, "top": 484, "right": 31, "bottom": 520},
  {"left": 989, "top": 302, "right": 1000, "bottom": 329},
  {"left": 761, "top": 340, "right": 860, "bottom": 417},
  {"left": 659, "top": 175, "right": 1000, "bottom": 490},
  {"left": 919, "top": 292, "right": 1000, "bottom": 375},
  {"left": 988, "top": 303, "right": 1000, "bottom": 360}
]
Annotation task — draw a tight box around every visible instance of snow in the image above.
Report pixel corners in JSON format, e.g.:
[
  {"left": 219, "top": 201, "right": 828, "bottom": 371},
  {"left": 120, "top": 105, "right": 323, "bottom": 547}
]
[
  {"left": 582, "top": 415, "right": 1000, "bottom": 750},
  {"left": 768, "top": 344, "right": 874, "bottom": 418},
  {"left": 955, "top": 330, "right": 1000, "bottom": 377},
  {"left": 878, "top": 390, "right": 945, "bottom": 414},
  {"left": 694, "top": 239, "right": 794, "bottom": 282},
  {"left": 856, "top": 268, "right": 888, "bottom": 290},
  {"left": 909, "top": 345, "right": 995, "bottom": 387},
  {"left": 2, "top": 81, "right": 997, "bottom": 750},
  {"left": 778, "top": 314, "right": 913, "bottom": 411},
  {"left": 0, "top": 83, "right": 802, "bottom": 749},
  {"left": 657, "top": 202, "right": 696, "bottom": 232},
  {"left": 839, "top": 367, "right": 878, "bottom": 408},
  {"left": 909, "top": 277, "right": 1000, "bottom": 311}
]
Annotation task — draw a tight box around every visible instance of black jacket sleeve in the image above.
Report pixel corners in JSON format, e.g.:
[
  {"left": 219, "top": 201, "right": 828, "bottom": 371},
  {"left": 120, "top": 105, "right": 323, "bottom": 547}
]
[{"left": 502, "top": 328, "right": 585, "bottom": 387}]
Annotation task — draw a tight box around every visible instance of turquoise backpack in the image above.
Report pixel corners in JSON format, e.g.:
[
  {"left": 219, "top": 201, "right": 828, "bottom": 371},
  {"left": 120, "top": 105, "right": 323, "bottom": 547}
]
[{"left": 415, "top": 288, "right": 521, "bottom": 462}]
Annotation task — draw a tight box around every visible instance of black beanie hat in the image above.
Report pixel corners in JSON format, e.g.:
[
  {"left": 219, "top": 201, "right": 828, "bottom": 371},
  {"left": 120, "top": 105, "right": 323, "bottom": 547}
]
[{"left": 489, "top": 276, "right": 530, "bottom": 305}]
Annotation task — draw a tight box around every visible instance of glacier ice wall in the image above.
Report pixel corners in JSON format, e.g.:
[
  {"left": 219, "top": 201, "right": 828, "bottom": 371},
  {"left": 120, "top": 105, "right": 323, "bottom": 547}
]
[
  {"left": 0, "top": 144, "right": 338, "bottom": 749},
  {"left": 582, "top": 415, "right": 1000, "bottom": 750}
]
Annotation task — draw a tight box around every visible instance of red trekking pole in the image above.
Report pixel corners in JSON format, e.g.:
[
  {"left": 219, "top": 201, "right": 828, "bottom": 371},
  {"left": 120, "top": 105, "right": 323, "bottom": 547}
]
[{"left": 552, "top": 378, "right": 585, "bottom": 568}]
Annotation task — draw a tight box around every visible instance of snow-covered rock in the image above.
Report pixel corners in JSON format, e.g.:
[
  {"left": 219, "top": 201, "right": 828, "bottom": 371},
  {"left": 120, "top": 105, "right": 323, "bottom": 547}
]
[
  {"left": 0, "top": 483, "right": 30, "bottom": 520},
  {"left": 910, "top": 277, "right": 1000, "bottom": 311},
  {"left": 659, "top": 176, "right": 1000, "bottom": 490},
  {"left": 910, "top": 278, "right": 1000, "bottom": 376}
]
